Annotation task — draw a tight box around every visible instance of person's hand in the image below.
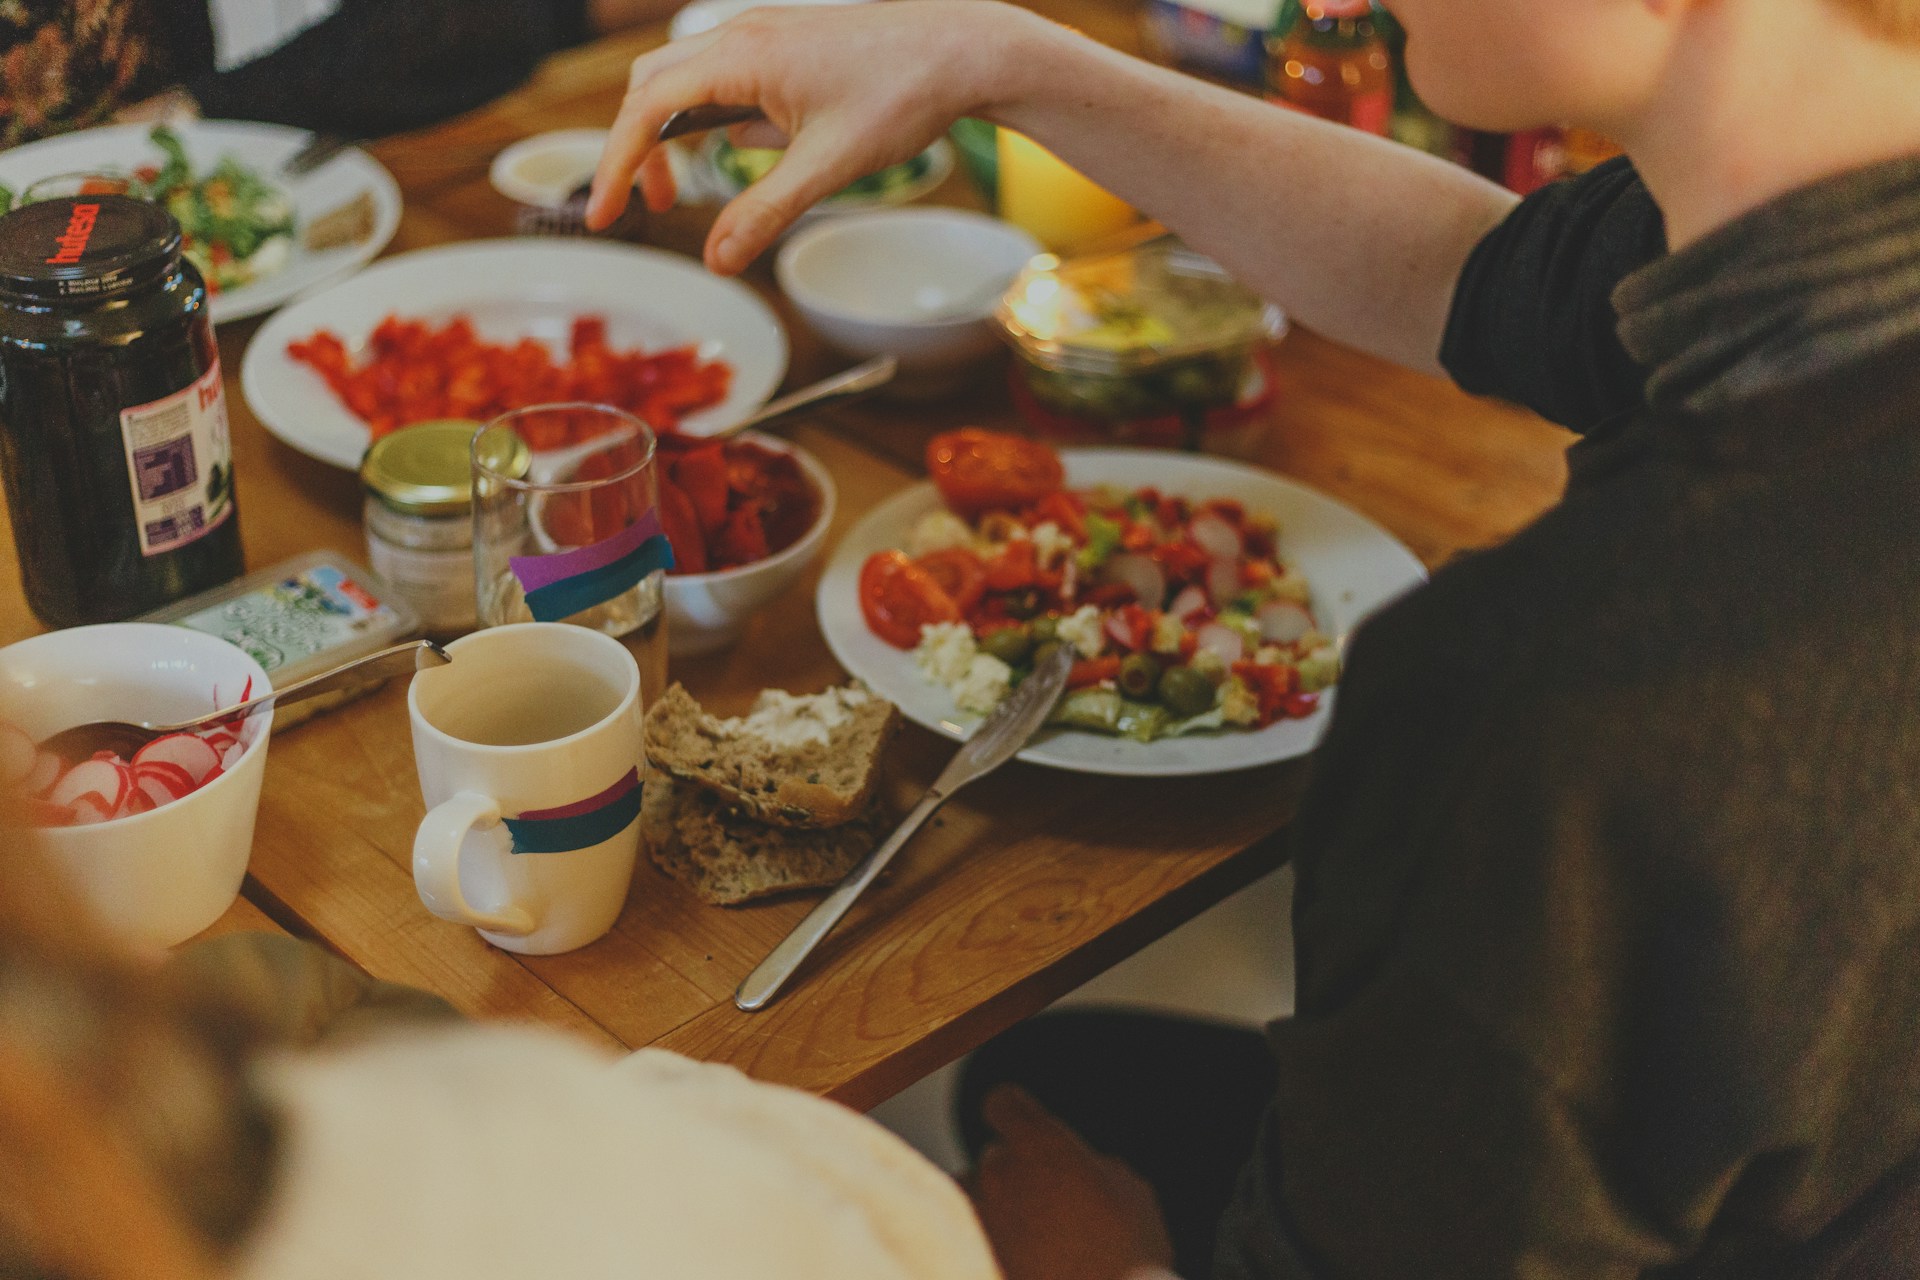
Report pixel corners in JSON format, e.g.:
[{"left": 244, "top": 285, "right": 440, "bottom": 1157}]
[
  {"left": 586, "top": 0, "right": 1052, "bottom": 273},
  {"left": 966, "top": 1084, "right": 1177, "bottom": 1280}
]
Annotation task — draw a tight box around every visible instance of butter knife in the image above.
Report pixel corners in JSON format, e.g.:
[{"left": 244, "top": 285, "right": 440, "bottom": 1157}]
[{"left": 734, "top": 642, "right": 1075, "bottom": 1011}]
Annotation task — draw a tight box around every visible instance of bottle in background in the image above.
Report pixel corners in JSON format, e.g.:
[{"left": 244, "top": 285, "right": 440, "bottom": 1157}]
[{"left": 1264, "top": 0, "right": 1392, "bottom": 135}]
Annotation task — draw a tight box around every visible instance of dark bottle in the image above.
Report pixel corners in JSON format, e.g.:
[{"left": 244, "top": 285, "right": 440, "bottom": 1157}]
[{"left": 0, "top": 195, "right": 244, "bottom": 627}]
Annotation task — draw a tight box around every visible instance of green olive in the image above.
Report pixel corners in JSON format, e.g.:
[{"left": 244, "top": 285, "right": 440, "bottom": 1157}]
[
  {"left": 1118, "top": 653, "right": 1162, "bottom": 699},
  {"left": 982, "top": 625, "right": 1033, "bottom": 665},
  {"left": 1030, "top": 615, "right": 1060, "bottom": 644},
  {"left": 1158, "top": 664, "right": 1217, "bottom": 718},
  {"left": 1032, "top": 640, "right": 1064, "bottom": 671}
]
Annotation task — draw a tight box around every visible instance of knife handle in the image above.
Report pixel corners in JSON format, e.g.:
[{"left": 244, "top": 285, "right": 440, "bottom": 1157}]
[{"left": 734, "top": 790, "right": 947, "bottom": 1011}]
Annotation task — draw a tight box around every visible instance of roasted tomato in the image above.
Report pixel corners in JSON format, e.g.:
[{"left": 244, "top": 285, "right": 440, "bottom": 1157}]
[
  {"left": 859, "top": 551, "right": 961, "bottom": 649},
  {"left": 913, "top": 548, "right": 988, "bottom": 614},
  {"left": 926, "top": 429, "right": 1064, "bottom": 516}
]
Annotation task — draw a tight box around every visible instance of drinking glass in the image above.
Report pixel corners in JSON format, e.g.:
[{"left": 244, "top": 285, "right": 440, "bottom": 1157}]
[{"left": 471, "top": 403, "right": 670, "bottom": 708}]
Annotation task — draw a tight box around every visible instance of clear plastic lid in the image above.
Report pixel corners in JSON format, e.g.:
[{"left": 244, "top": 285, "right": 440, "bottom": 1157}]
[{"left": 993, "top": 236, "right": 1286, "bottom": 376}]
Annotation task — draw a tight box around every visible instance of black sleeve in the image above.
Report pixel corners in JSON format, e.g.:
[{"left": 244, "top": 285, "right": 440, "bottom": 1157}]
[
  {"left": 1438, "top": 157, "right": 1666, "bottom": 434},
  {"left": 167, "top": 0, "right": 593, "bottom": 138}
]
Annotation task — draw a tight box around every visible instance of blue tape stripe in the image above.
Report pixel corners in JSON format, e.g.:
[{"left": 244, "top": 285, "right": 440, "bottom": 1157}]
[
  {"left": 521, "top": 533, "right": 675, "bottom": 623},
  {"left": 503, "top": 784, "right": 644, "bottom": 854}
]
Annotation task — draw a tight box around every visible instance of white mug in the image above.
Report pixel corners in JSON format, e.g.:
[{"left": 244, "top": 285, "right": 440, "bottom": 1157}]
[{"left": 408, "top": 622, "right": 644, "bottom": 955}]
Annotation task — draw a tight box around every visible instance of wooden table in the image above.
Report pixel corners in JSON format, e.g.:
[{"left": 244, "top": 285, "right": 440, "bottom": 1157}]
[{"left": 0, "top": 1, "right": 1572, "bottom": 1110}]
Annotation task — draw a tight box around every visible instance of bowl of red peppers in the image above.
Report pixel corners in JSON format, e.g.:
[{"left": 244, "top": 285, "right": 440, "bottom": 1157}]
[{"left": 655, "top": 431, "right": 836, "bottom": 656}]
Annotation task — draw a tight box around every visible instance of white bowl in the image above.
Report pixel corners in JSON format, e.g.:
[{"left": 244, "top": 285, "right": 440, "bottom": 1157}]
[
  {"left": 664, "top": 433, "right": 837, "bottom": 657},
  {"left": 489, "top": 129, "right": 609, "bottom": 208},
  {"left": 776, "top": 209, "right": 1041, "bottom": 391},
  {"left": 0, "top": 624, "right": 272, "bottom": 951}
]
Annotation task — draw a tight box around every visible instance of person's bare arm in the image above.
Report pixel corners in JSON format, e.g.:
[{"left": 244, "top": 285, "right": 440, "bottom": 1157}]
[{"left": 587, "top": 1, "right": 1514, "bottom": 375}]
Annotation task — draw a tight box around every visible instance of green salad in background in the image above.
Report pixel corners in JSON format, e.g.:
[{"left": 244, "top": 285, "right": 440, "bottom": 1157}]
[
  {"left": 136, "top": 126, "right": 296, "bottom": 294},
  {"left": 0, "top": 126, "right": 296, "bottom": 295},
  {"left": 712, "top": 138, "right": 937, "bottom": 204}
]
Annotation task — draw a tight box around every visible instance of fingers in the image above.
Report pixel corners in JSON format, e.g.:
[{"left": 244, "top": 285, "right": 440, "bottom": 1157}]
[
  {"left": 637, "top": 149, "right": 678, "bottom": 214},
  {"left": 703, "top": 126, "right": 869, "bottom": 274},
  {"left": 587, "top": 35, "right": 718, "bottom": 230}
]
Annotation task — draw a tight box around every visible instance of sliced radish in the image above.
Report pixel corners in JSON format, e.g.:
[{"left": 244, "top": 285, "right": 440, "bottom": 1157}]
[
  {"left": 67, "top": 793, "right": 116, "bottom": 825},
  {"left": 1195, "top": 623, "right": 1246, "bottom": 664},
  {"left": 1104, "top": 610, "right": 1139, "bottom": 651},
  {"left": 25, "top": 751, "right": 61, "bottom": 797},
  {"left": 133, "top": 772, "right": 181, "bottom": 809},
  {"left": 1257, "top": 600, "right": 1315, "bottom": 645},
  {"left": 1168, "top": 584, "right": 1210, "bottom": 622},
  {"left": 0, "top": 722, "right": 35, "bottom": 786},
  {"left": 133, "top": 733, "right": 220, "bottom": 784},
  {"left": 1103, "top": 553, "right": 1168, "bottom": 612},
  {"left": 200, "top": 764, "right": 224, "bottom": 788},
  {"left": 134, "top": 758, "right": 195, "bottom": 796},
  {"left": 1207, "top": 558, "right": 1243, "bottom": 607},
  {"left": 121, "top": 789, "right": 154, "bottom": 818},
  {"left": 1190, "top": 515, "right": 1243, "bottom": 560},
  {"left": 48, "top": 759, "right": 128, "bottom": 812},
  {"left": 221, "top": 743, "right": 244, "bottom": 770}
]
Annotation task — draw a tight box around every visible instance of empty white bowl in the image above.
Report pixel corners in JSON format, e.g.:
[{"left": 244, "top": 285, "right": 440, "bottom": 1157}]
[
  {"left": 0, "top": 624, "right": 271, "bottom": 951},
  {"left": 776, "top": 209, "right": 1041, "bottom": 392},
  {"left": 663, "top": 433, "right": 837, "bottom": 656}
]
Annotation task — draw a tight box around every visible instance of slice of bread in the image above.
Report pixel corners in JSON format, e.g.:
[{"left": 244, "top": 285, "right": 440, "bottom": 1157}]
[
  {"left": 644, "top": 682, "right": 898, "bottom": 829},
  {"left": 642, "top": 775, "right": 891, "bottom": 906}
]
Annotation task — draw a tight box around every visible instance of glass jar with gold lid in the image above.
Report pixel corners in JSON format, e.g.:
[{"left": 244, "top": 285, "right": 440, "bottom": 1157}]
[{"left": 360, "top": 420, "right": 528, "bottom": 635}]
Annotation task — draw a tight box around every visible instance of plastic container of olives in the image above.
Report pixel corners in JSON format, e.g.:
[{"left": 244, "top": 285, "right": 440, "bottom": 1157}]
[{"left": 993, "top": 236, "right": 1287, "bottom": 451}]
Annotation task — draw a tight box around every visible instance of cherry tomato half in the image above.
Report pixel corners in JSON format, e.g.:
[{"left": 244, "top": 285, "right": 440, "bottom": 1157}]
[
  {"left": 860, "top": 551, "right": 961, "bottom": 649},
  {"left": 913, "top": 548, "right": 988, "bottom": 614},
  {"left": 926, "top": 429, "right": 1065, "bottom": 517}
]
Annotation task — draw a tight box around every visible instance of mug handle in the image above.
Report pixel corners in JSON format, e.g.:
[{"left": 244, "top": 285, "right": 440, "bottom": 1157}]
[{"left": 412, "top": 791, "right": 537, "bottom": 936}]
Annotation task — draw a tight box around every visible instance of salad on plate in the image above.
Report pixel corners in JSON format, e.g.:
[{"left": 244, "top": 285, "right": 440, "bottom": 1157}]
[
  {"left": 131, "top": 125, "right": 296, "bottom": 294},
  {"left": 857, "top": 430, "right": 1340, "bottom": 742}
]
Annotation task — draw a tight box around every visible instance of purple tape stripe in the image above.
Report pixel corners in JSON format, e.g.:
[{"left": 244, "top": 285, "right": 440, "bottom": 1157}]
[
  {"left": 516, "top": 767, "right": 641, "bottom": 822},
  {"left": 511, "top": 508, "right": 664, "bottom": 594}
]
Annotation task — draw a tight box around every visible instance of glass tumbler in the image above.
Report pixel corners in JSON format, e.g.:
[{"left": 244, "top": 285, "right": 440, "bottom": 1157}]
[{"left": 472, "top": 403, "right": 671, "bottom": 708}]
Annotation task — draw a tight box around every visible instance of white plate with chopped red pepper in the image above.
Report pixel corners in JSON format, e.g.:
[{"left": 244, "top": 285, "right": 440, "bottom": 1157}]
[{"left": 815, "top": 433, "right": 1427, "bottom": 776}]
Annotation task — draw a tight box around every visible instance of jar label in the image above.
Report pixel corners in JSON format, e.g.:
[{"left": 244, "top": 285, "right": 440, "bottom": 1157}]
[{"left": 119, "top": 361, "right": 235, "bottom": 557}]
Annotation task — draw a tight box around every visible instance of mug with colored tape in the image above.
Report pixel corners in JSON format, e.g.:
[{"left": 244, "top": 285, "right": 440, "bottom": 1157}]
[{"left": 408, "top": 622, "right": 643, "bottom": 955}]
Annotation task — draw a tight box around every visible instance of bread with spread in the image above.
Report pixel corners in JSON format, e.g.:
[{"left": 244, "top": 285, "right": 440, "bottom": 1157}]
[{"left": 644, "top": 682, "right": 897, "bottom": 829}]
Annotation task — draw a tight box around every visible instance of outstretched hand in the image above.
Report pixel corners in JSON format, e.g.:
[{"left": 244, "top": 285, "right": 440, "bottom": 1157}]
[
  {"left": 587, "top": 0, "right": 1046, "bottom": 274},
  {"left": 966, "top": 1084, "right": 1177, "bottom": 1280}
]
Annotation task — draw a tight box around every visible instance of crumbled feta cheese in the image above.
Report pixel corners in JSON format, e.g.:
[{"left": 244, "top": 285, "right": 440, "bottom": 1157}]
[
  {"left": 1221, "top": 677, "right": 1261, "bottom": 726},
  {"left": 1030, "top": 521, "right": 1075, "bottom": 569},
  {"left": 915, "top": 621, "right": 977, "bottom": 686},
  {"left": 1056, "top": 605, "right": 1106, "bottom": 659},
  {"left": 953, "top": 654, "right": 1013, "bottom": 714},
  {"left": 1191, "top": 649, "right": 1230, "bottom": 683},
  {"left": 908, "top": 510, "right": 977, "bottom": 558},
  {"left": 1254, "top": 644, "right": 1286, "bottom": 667},
  {"left": 1151, "top": 612, "right": 1187, "bottom": 655},
  {"left": 722, "top": 685, "right": 871, "bottom": 749}
]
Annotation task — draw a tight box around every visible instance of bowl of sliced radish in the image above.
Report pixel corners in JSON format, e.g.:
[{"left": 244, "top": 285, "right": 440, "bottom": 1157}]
[{"left": 0, "top": 623, "right": 271, "bottom": 951}]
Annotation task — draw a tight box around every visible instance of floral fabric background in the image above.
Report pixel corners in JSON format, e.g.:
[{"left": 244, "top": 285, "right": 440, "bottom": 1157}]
[{"left": 1, "top": 0, "right": 161, "bottom": 147}]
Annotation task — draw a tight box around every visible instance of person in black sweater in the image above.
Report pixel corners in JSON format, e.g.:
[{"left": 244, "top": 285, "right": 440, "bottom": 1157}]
[{"left": 583, "top": 3, "right": 1920, "bottom": 1278}]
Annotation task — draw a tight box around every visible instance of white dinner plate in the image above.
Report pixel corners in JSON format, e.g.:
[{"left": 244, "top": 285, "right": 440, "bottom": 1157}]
[
  {"left": 240, "top": 239, "right": 790, "bottom": 470},
  {"left": 0, "top": 120, "right": 401, "bottom": 325},
  {"left": 815, "top": 449, "right": 1428, "bottom": 776}
]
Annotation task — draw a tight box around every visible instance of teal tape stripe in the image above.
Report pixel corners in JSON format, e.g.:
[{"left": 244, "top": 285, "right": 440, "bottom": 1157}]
[{"left": 521, "top": 533, "right": 675, "bottom": 623}]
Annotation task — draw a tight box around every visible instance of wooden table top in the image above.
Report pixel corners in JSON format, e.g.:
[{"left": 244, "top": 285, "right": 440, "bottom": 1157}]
[{"left": 0, "top": 0, "right": 1572, "bottom": 1109}]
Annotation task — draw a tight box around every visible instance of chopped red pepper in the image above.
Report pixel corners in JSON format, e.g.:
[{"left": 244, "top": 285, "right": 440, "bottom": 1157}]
[
  {"left": 669, "top": 445, "right": 731, "bottom": 539},
  {"left": 1068, "top": 656, "right": 1123, "bottom": 689}
]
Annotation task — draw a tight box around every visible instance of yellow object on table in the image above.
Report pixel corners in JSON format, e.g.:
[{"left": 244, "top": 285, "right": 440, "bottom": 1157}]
[{"left": 995, "top": 129, "right": 1140, "bottom": 253}]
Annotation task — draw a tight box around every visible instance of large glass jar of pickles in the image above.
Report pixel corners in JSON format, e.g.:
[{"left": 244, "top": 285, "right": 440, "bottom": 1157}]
[{"left": 993, "top": 237, "right": 1286, "bottom": 453}]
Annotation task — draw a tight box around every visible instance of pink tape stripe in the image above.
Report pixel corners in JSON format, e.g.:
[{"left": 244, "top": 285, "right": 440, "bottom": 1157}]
[{"left": 510, "top": 508, "right": 664, "bottom": 593}]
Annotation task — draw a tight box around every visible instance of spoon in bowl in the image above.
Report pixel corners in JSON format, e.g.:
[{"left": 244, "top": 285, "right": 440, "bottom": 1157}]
[{"left": 39, "top": 639, "right": 451, "bottom": 762}]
